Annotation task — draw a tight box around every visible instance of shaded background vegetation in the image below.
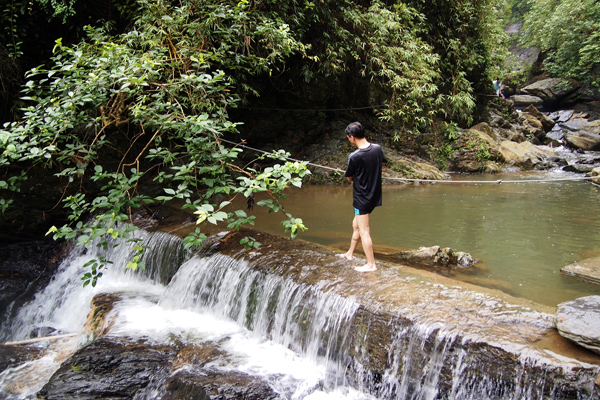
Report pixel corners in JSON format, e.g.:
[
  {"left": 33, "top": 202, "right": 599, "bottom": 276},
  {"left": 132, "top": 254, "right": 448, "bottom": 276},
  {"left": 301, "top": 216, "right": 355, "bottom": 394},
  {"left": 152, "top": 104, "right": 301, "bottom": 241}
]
[{"left": 0, "top": 0, "right": 598, "bottom": 268}]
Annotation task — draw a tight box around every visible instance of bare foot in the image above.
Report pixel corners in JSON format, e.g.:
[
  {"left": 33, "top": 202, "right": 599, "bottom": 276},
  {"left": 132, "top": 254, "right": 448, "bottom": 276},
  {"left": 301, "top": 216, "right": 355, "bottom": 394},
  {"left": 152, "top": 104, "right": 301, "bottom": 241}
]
[
  {"left": 336, "top": 253, "right": 354, "bottom": 261},
  {"left": 354, "top": 264, "right": 377, "bottom": 272}
]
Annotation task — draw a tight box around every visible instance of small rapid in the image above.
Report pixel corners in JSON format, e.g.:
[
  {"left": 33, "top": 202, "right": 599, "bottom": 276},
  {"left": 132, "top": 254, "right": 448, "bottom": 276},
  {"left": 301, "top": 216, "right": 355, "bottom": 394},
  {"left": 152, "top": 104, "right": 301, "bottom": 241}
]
[
  {"left": 1, "top": 228, "right": 599, "bottom": 399},
  {"left": 0, "top": 231, "right": 374, "bottom": 399}
]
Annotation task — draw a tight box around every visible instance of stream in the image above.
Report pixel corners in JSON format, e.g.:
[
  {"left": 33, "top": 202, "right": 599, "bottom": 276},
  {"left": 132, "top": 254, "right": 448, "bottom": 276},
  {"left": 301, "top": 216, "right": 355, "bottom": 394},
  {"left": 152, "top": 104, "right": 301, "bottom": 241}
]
[
  {"left": 1, "top": 170, "right": 600, "bottom": 399},
  {"left": 244, "top": 170, "right": 600, "bottom": 307}
]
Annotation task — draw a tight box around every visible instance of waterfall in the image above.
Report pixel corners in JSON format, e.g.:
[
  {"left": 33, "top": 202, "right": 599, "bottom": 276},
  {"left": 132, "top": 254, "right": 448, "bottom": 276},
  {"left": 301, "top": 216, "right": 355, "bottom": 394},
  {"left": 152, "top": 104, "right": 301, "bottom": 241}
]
[
  {"left": 0, "top": 230, "right": 186, "bottom": 343},
  {"left": 159, "top": 253, "right": 360, "bottom": 391},
  {"left": 1, "top": 228, "right": 599, "bottom": 399}
]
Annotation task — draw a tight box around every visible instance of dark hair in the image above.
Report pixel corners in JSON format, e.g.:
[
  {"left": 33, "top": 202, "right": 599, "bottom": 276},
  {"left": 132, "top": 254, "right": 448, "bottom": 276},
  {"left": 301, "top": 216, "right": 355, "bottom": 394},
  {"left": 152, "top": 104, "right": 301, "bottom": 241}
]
[{"left": 345, "top": 121, "right": 365, "bottom": 138}]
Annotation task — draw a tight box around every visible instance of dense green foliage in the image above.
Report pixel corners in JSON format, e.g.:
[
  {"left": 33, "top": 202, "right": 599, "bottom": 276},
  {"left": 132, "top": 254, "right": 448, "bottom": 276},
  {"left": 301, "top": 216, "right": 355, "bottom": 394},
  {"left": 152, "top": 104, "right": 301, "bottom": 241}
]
[
  {"left": 521, "top": 0, "right": 600, "bottom": 87},
  {"left": 262, "top": 1, "right": 444, "bottom": 134},
  {"left": 406, "top": 0, "right": 508, "bottom": 126},
  {"left": 507, "top": 0, "right": 531, "bottom": 22},
  {"left": 1, "top": 0, "right": 311, "bottom": 285},
  {"left": 0, "top": 0, "right": 138, "bottom": 120},
  {"left": 0, "top": 0, "right": 514, "bottom": 284}
]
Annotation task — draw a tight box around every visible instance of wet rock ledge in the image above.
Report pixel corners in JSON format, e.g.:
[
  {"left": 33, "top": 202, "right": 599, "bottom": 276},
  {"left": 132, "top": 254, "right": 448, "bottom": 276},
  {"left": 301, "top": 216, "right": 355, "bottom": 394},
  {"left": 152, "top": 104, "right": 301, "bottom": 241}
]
[
  {"left": 35, "top": 226, "right": 600, "bottom": 399},
  {"left": 210, "top": 228, "right": 600, "bottom": 398}
]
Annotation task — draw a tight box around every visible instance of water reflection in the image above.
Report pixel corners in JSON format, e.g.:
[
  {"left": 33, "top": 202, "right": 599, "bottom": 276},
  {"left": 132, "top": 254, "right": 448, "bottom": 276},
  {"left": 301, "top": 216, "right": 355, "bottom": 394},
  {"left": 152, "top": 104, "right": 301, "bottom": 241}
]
[{"left": 246, "top": 171, "right": 600, "bottom": 307}]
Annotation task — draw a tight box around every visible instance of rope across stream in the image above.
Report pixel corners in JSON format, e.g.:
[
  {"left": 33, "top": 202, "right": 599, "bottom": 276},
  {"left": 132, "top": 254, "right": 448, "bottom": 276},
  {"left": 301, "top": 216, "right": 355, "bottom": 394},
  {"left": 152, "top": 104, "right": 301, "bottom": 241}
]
[{"left": 219, "top": 138, "right": 599, "bottom": 185}]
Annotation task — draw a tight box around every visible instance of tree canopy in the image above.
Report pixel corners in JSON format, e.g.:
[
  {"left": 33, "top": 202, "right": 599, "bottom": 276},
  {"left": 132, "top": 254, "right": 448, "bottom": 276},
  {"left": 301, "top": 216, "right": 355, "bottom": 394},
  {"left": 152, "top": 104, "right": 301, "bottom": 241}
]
[
  {"left": 1, "top": 0, "right": 510, "bottom": 284},
  {"left": 521, "top": 0, "right": 600, "bottom": 87}
]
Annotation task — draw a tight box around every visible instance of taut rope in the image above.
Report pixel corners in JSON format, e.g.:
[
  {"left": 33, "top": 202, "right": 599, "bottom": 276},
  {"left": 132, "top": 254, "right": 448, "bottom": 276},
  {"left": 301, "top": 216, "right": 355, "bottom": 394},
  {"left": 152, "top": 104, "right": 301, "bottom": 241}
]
[{"left": 218, "top": 138, "right": 599, "bottom": 185}]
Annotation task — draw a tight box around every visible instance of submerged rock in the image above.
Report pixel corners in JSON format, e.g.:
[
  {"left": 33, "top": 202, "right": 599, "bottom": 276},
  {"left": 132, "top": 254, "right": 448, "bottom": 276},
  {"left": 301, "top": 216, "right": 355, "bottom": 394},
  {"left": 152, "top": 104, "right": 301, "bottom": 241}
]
[
  {"left": 561, "top": 256, "right": 600, "bottom": 285},
  {"left": 556, "top": 296, "right": 600, "bottom": 355},
  {"left": 382, "top": 245, "right": 476, "bottom": 269}
]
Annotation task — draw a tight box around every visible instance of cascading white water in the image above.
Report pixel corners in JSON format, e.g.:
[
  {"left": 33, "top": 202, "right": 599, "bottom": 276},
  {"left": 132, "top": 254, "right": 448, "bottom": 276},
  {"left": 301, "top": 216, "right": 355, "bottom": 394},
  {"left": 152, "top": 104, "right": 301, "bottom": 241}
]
[
  {"left": 159, "top": 252, "right": 360, "bottom": 391},
  {"left": 0, "top": 231, "right": 376, "bottom": 399},
  {"left": 2, "top": 229, "right": 598, "bottom": 399},
  {"left": 0, "top": 230, "right": 185, "bottom": 343},
  {"left": 0, "top": 231, "right": 187, "bottom": 399}
]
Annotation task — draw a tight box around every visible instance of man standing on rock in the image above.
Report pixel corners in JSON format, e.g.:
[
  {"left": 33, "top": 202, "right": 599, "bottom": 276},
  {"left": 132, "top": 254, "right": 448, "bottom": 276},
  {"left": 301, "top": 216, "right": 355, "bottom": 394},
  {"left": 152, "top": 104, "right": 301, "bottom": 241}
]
[{"left": 341, "top": 121, "right": 386, "bottom": 272}]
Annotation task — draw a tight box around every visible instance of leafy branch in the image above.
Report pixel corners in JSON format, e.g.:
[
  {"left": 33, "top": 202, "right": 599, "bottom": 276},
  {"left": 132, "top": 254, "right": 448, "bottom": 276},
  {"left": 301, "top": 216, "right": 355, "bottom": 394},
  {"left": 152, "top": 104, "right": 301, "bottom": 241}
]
[{"left": 1, "top": 0, "right": 311, "bottom": 286}]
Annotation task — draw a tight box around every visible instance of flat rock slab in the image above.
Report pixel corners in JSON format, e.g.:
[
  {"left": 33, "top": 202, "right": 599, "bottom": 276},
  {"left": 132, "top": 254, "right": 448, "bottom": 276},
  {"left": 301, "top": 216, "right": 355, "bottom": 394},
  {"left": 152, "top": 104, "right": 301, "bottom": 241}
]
[
  {"left": 152, "top": 217, "right": 600, "bottom": 398},
  {"left": 556, "top": 296, "right": 600, "bottom": 355},
  {"left": 561, "top": 257, "right": 600, "bottom": 285},
  {"left": 212, "top": 229, "right": 600, "bottom": 364}
]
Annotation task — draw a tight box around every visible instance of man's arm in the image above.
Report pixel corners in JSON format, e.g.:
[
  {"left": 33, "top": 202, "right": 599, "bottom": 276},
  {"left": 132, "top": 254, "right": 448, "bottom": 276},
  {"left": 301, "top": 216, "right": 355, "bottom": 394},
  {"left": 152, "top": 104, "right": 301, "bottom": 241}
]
[{"left": 345, "top": 153, "right": 355, "bottom": 182}]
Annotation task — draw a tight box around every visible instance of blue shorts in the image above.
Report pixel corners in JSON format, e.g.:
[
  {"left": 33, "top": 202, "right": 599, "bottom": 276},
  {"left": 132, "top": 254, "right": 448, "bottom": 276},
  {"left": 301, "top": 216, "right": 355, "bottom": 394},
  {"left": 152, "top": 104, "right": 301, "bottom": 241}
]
[{"left": 354, "top": 207, "right": 374, "bottom": 215}]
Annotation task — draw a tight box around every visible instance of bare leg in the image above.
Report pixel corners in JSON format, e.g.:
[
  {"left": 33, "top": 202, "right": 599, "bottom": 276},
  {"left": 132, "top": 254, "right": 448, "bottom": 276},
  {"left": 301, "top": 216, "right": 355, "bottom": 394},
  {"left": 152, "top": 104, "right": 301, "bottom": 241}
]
[
  {"left": 343, "top": 216, "right": 360, "bottom": 261},
  {"left": 354, "top": 214, "right": 377, "bottom": 272}
]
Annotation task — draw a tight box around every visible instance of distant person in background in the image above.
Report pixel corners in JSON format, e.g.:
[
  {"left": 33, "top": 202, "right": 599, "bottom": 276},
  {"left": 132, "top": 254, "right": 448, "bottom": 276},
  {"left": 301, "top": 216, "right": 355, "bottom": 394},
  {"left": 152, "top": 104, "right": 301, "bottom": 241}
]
[
  {"left": 340, "top": 121, "right": 386, "bottom": 273},
  {"left": 493, "top": 77, "right": 505, "bottom": 98}
]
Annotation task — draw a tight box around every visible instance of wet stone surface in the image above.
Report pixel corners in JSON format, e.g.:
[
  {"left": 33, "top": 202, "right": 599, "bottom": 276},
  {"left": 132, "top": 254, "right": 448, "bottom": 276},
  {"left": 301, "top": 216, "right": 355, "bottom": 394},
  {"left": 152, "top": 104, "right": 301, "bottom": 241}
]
[
  {"left": 561, "top": 256, "right": 600, "bottom": 285},
  {"left": 556, "top": 296, "right": 600, "bottom": 355},
  {"left": 0, "top": 240, "right": 68, "bottom": 322},
  {"left": 35, "top": 292, "right": 287, "bottom": 400},
  {"left": 211, "top": 228, "right": 600, "bottom": 398},
  {"left": 164, "top": 369, "right": 281, "bottom": 400},
  {"left": 38, "top": 336, "right": 178, "bottom": 400},
  {"left": 9, "top": 221, "right": 600, "bottom": 399}
]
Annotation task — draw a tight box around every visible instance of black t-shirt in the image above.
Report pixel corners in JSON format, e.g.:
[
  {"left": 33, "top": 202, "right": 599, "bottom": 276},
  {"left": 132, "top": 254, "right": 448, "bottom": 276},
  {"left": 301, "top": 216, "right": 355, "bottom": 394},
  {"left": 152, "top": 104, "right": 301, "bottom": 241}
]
[{"left": 344, "top": 143, "right": 384, "bottom": 211}]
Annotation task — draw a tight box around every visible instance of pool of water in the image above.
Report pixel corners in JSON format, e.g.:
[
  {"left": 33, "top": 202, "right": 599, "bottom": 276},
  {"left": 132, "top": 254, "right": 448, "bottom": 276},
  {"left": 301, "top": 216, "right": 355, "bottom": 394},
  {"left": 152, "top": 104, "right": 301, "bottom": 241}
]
[{"left": 246, "top": 170, "right": 600, "bottom": 307}]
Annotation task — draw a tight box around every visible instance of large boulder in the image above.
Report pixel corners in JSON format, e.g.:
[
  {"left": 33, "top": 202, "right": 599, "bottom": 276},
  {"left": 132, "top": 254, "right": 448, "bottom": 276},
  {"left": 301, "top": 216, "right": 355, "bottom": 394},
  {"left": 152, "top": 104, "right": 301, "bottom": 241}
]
[
  {"left": 509, "top": 94, "right": 543, "bottom": 109},
  {"left": 545, "top": 110, "right": 600, "bottom": 150},
  {"left": 498, "top": 141, "right": 558, "bottom": 169},
  {"left": 38, "top": 336, "right": 179, "bottom": 399},
  {"left": 523, "top": 105, "right": 555, "bottom": 132},
  {"left": 556, "top": 296, "right": 600, "bottom": 355},
  {"left": 520, "top": 112, "right": 546, "bottom": 142},
  {"left": 387, "top": 157, "right": 450, "bottom": 181},
  {"left": 548, "top": 109, "right": 575, "bottom": 123},
  {"left": 447, "top": 125, "right": 503, "bottom": 172},
  {"left": 521, "top": 78, "right": 582, "bottom": 106},
  {"left": 562, "top": 118, "right": 600, "bottom": 133},
  {"left": 562, "top": 81, "right": 600, "bottom": 104},
  {"left": 565, "top": 131, "right": 600, "bottom": 151},
  {"left": 563, "top": 119, "right": 600, "bottom": 150}
]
